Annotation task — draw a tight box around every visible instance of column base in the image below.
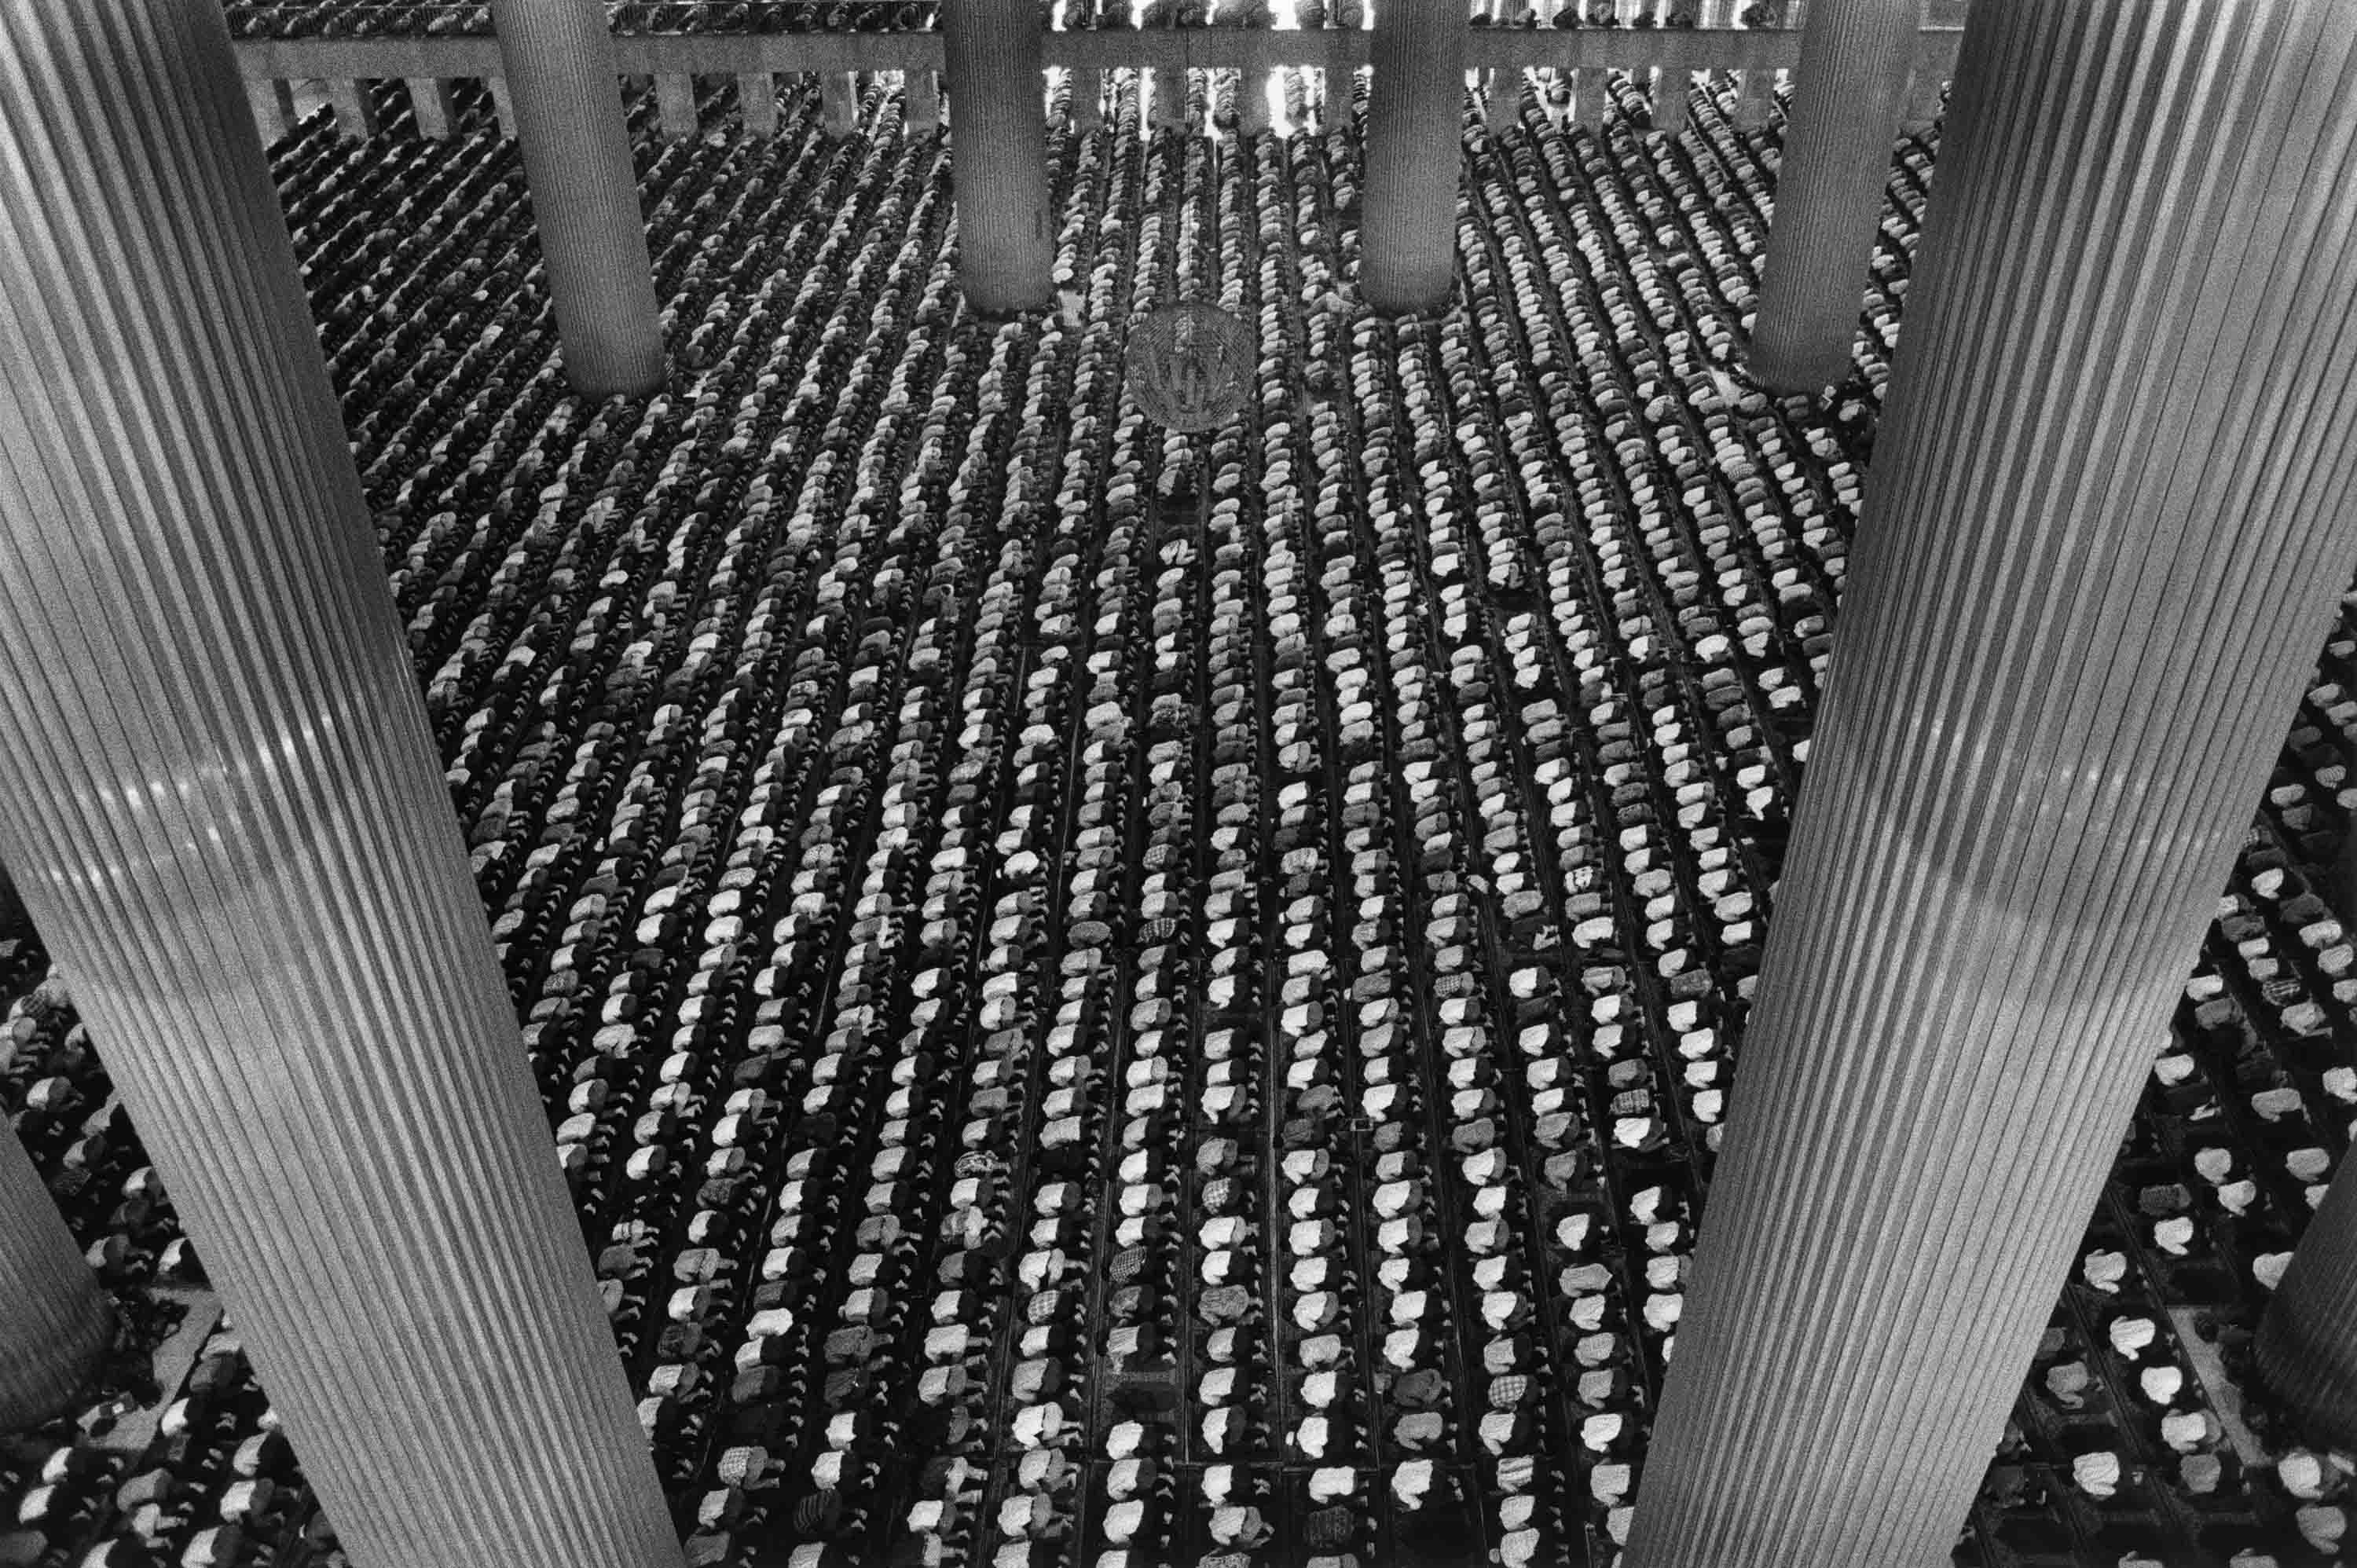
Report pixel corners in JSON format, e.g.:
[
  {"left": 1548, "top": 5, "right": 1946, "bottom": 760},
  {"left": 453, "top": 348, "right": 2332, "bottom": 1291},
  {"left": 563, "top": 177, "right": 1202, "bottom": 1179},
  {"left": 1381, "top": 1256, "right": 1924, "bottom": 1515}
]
[
  {"left": 1728, "top": 324, "right": 1857, "bottom": 404},
  {"left": 1745, "top": 332, "right": 1858, "bottom": 397},
  {"left": 561, "top": 359, "right": 667, "bottom": 401}
]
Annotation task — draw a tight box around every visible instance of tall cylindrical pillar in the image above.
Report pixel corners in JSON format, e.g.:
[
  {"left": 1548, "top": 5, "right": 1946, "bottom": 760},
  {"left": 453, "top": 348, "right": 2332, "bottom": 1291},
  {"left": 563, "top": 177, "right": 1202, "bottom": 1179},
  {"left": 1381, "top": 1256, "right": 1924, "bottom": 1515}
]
[
  {"left": 740, "top": 71, "right": 779, "bottom": 134},
  {"left": 654, "top": 71, "right": 698, "bottom": 137},
  {"left": 943, "top": 0, "right": 1054, "bottom": 315},
  {"left": 1360, "top": 0, "right": 1462, "bottom": 313},
  {"left": 487, "top": 0, "right": 665, "bottom": 397},
  {"left": 1149, "top": 64, "right": 1194, "bottom": 130},
  {"left": 2263, "top": 1137, "right": 2357, "bottom": 1446},
  {"left": 407, "top": 77, "right": 460, "bottom": 139},
  {"left": 1651, "top": 31, "right": 1696, "bottom": 135},
  {"left": 822, "top": 70, "right": 860, "bottom": 135},
  {"left": 0, "top": 1124, "right": 113, "bottom": 1428},
  {"left": 1479, "top": 67, "right": 1517, "bottom": 128},
  {"left": 907, "top": 68, "right": 942, "bottom": 132},
  {"left": 1238, "top": 69, "right": 1271, "bottom": 134},
  {"left": 1744, "top": 0, "right": 1917, "bottom": 391},
  {"left": 0, "top": 6, "right": 684, "bottom": 1567},
  {"left": 1624, "top": 3, "right": 2357, "bottom": 1565}
]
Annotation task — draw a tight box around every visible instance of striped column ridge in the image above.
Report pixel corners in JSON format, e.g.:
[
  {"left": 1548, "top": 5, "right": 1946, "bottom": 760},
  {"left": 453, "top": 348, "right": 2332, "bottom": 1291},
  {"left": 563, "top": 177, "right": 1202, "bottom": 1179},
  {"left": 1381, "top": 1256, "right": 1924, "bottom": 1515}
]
[
  {"left": 1743, "top": 0, "right": 1919, "bottom": 393},
  {"left": 1359, "top": 0, "right": 1464, "bottom": 316},
  {"left": 1624, "top": 1, "right": 2357, "bottom": 1563},
  {"left": 2264, "top": 1174, "right": 2357, "bottom": 1447},
  {"left": 944, "top": 0, "right": 1056, "bottom": 315},
  {"left": 487, "top": 0, "right": 666, "bottom": 397},
  {"left": 0, "top": 4, "right": 683, "bottom": 1563},
  {"left": 0, "top": 1122, "right": 113, "bottom": 1427}
]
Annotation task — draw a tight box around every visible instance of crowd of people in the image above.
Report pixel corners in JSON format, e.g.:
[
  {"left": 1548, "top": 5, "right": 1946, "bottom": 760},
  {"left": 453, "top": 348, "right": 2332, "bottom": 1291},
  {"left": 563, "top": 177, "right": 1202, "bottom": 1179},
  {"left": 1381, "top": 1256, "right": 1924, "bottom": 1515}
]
[
  {"left": 3, "top": 46, "right": 2354, "bottom": 1568},
  {"left": 213, "top": 0, "right": 1757, "bottom": 39},
  {"left": 218, "top": 3, "right": 933, "bottom": 38}
]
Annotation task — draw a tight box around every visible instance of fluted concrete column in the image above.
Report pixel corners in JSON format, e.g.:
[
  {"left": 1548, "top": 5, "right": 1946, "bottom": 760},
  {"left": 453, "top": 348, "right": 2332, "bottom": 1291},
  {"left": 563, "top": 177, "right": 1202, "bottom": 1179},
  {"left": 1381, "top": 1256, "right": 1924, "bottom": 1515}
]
[
  {"left": 323, "top": 77, "right": 380, "bottom": 138},
  {"left": 2264, "top": 1172, "right": 2357, "bottom": 1447},
  {"left": 1360, "top": 0, "right": 1461, "bottom": 313},
  {"left": 0, "top": 1123, "right": 112, "bottom": 1427},
  {"left": 943, "top": 0, "right": 1053, "bottom": 313},
  {"left": 1649, "top": 32, "right": 1695, "bottom": 134},
  {"left": 1574, "top": 65, "right": 1607, "bottom": 125},
  {"left": 1625, "top": 4, "right": 2357, "bottom": 1565},
  {"left": 1149, "top": 66, "right": 1193, "bottom": 129},
  {"left": 1238, "top": 70, "right": 1270, "bottom": 134},
  {"left": 1744, "top": 0, "right": 1916, "bottom": 392},
  {"left": 1900, "top": 57, "right": 1945, "bottom": 129},
  {"left": 1479, "top": 68, "right": 1515, "bottom": 127},
  {"left": 0, "top": 7, "right": 683, "bottom": 1566},
  {"left": 488, "top": 0, "right": 665, "bottom": 397},
  {"left": 244, "top": 77, "right": 295, "bottom": 144},
  {"left": 488, "top": 72, "right": 522, "bottom": 136},
  {"left": 907, "top": 68, "right": 941, "bottom": 131},
  {"left": 1655, "top": 67, "right": 1691, "bottom": 134},
  {"left": 740, "top": 71, "right": 778, "bottom": 132},
  {"left": 1732, "top": 66, "right": 1777, "bottom": 126},
  {"left": 406, "top": 76, "right": 458, "bottom": 137},
  {"left": 655, "top": 71, "right": 698, "bottom": 137},
  {"left": 823, "top": 70, "right": 860, "bottom": 135},
  {"left": 2342, "top": 814, "right": 2357, "bottom": 929}
]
